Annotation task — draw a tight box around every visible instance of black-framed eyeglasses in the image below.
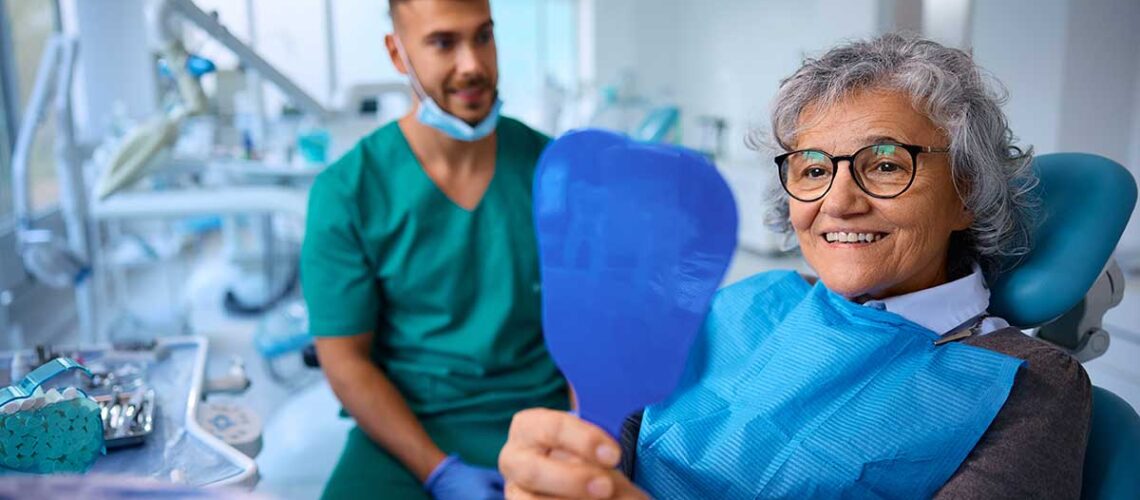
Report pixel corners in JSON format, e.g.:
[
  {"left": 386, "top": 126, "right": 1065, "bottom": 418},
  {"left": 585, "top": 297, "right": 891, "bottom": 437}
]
[{"left": 773, "top": 143, "right": 950, "bottom": 202}]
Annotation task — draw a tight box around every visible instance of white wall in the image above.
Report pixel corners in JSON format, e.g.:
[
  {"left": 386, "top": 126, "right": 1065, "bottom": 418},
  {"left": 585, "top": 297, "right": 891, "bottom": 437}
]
[
  {"left": 586, "top": 0, "right": 881, "bottom": 252},
  {"left": 1057, "top": 0, "right": 1140, "bottom": 258},
  {"left": 192, "top": 0, "right": 342, "bottom": 114},
  {"left": 588, "top": 0, "right": 880, "bottom": 160},
  {"left": 970, "top": 0, "right": 1070, "bottom": 155},
  {"left": 1055, "top": 0, "right": 1140, "bottom": 164},
  {"left": 490, "top": 0, "right": 544, "bottom": 127},
  {"left": 250, "top": 0, "right": 334, "bottom": 108},
  {"left": 587, "top": 0, "right": 640, "bottom": 93},
  {"left": 193, "top": 0, "right": 396, "bottom": 109},
  {"left": 1125, "top": 39, "right": 1140, "bottom": 258},
  {"left": 921, "top": 0, "right": 971, "bottom": 49},
  {"left": 70, "top": 0, "right": 159, "bottom": 143},
  {"left": 972, "top": 0, "right": 1140, "bottom": 257},
  {"left": 330, "top": 0, "right": 398, "bottom": 102},
  {"left": 1133, "top": 48, "right": 1140, "bottom": 179}
]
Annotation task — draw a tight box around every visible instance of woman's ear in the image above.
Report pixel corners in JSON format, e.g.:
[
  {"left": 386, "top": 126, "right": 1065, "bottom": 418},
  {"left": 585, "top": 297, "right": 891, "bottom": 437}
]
[{"left": 953, "top": 203, "right": 974, "bottom": 231}]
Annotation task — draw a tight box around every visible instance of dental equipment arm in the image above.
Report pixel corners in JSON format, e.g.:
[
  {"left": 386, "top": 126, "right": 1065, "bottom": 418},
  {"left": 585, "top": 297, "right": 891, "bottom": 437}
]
[
  {"left": 92, "top": 18, "right": 208, "bottom": 199},
  {"left": 12, "top": 37, "right": 62, "bottom": 236},
  {"left": 158, "top": 0, "right": 328, "bottom": 119},
  {"left": 95, "top": 0, "right": 332, "bottom": 199},
  {"left": 10, "top": 35, "right": 90, "bottom": 291}
]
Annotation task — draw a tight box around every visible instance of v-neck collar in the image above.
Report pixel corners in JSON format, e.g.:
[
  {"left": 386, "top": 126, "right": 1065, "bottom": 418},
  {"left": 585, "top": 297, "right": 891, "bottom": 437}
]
[{"left": 394, "top": 121, "right": 502, "bottom": 214}]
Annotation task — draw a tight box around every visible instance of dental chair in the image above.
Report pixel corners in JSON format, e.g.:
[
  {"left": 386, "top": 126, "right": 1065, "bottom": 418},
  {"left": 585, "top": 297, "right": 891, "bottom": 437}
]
[{"left": 988, "top": 153, "right": 1139, "bottom": 500}]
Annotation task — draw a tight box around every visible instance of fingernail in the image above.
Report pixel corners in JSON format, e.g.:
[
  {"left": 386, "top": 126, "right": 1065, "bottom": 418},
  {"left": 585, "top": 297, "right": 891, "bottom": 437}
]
[
  {"left": 587, "top": 476, "right": 613, "bottom": 498},
  {"left": 595, "top": 444, "right": 619, "bottom": 464}
]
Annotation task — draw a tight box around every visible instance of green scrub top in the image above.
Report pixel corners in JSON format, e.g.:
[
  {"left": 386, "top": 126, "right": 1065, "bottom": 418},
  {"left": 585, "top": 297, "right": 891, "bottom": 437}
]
[{"left": 301, "top": 117, "right": 568, "bottom": 424}]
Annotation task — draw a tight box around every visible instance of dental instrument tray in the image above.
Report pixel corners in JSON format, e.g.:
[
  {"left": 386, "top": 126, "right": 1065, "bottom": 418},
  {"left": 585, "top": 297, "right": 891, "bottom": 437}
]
[
  {"left": 0, "top": 337, "right": 257, "bottom": 488},
  {"left": 94, "top": 388, "right": 156, "bottom": 449}
]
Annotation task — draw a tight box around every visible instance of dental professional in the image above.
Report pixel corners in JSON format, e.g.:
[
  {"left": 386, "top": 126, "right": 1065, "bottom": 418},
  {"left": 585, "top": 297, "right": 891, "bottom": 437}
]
[{"left": 300, "top": 1, "right": 567, "bottom": 498}]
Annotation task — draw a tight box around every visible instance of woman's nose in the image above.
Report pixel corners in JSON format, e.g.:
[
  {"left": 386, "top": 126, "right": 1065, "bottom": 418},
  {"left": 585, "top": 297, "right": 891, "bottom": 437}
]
[{"left": 819, "top": 161, "right": 871, "bottom": 217}]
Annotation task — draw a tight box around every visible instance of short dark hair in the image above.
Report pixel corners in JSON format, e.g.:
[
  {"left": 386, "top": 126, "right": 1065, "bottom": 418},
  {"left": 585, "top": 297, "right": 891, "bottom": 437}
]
[{"left": 388, "top": 0, "right": 410, "bottom": 22}]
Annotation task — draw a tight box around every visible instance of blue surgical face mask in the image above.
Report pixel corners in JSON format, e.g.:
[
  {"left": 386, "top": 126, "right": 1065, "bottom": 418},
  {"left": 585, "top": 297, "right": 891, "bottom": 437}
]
[{"left": 394, "top": 37, "right": 502, "bottom": 142}]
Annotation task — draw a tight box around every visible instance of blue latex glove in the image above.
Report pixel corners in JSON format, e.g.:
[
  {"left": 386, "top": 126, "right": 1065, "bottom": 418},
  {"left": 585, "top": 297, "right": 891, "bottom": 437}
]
[{"left": 424, "top": 454, "right": 505, "bottom": 500}]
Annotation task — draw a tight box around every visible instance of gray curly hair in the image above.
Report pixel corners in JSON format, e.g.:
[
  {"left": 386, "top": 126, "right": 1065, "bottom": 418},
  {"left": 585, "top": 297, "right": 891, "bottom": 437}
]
[{"left": 754, "top": 33, "right": 1038, "bottom": 276}]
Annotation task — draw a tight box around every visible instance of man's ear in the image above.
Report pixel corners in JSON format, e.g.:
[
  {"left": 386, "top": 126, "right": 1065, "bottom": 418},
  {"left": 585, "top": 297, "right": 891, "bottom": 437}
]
[{"left": 385, "top": 34, "right": 408, "bottom": 75}]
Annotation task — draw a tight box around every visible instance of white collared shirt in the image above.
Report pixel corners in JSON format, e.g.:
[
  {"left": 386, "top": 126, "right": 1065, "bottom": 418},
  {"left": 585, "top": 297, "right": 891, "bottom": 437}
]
[{"left": 863, "top": 263, "right": 1010, "bottom": 336}]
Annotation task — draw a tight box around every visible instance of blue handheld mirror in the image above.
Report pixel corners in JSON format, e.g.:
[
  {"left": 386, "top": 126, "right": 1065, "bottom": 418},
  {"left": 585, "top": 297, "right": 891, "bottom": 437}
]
[{"left": 534, "top": 129, "right": 738, "bottom": 438}]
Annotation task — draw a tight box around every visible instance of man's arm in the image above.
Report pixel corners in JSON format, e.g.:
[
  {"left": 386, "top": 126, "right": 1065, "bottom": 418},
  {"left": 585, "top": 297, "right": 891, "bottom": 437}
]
[{"left": 316, "top": 333, "right": 446, "bottom": 481}]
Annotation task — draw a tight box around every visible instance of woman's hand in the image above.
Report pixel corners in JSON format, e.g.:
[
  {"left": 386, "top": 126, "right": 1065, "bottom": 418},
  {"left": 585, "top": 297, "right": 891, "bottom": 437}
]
[{"left": 499, "top": 408, "right": 648, "bottom": 499}]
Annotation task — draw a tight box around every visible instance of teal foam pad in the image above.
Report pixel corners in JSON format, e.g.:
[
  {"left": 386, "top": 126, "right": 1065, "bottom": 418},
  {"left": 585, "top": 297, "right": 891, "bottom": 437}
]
[{"left": 0, "top": 397, "right": 105, "bottom": 474}]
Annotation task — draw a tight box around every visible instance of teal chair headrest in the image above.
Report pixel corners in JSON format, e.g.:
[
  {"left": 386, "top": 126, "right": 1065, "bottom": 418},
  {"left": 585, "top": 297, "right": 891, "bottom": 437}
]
[{"left": 989, "top": 153, "right": 1137, "bottom": 327}]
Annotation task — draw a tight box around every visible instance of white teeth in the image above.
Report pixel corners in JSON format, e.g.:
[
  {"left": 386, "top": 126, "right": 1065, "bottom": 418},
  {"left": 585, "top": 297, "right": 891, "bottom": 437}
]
[{"left": 825, "top": 232, "right": 884, "bottom": 243}]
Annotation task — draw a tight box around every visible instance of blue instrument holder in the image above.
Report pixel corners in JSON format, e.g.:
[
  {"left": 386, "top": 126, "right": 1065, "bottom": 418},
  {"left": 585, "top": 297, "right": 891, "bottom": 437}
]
[
  {"left": 0, "top": 357, "right": 92, "bottom": 407},
  {"left": 534, "top": 129, "right": 738, "bottom": 438}
]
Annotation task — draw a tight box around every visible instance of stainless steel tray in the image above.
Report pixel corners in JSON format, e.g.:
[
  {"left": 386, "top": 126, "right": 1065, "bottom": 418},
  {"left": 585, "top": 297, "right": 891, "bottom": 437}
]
[{"left": 94, "top": 388, "right": 156, "bottom": 449}]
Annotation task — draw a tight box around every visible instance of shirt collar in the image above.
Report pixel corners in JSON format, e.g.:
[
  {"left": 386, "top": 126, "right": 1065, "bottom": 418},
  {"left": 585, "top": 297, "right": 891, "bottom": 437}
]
[{"left": 863, "top": 263, "right": 991, "bottom": 336}]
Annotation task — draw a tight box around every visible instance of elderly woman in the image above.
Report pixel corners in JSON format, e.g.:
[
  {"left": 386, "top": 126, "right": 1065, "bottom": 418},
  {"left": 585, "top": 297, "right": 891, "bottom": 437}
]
[{"left": 497, "top": 34, "right": 1091, "bottom": 499}]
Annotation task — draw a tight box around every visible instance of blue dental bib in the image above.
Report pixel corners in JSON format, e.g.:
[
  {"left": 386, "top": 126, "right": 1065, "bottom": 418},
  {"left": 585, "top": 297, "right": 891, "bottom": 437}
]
[{"left": 636, "top": 271, "right": 1023, "bottom": 499}]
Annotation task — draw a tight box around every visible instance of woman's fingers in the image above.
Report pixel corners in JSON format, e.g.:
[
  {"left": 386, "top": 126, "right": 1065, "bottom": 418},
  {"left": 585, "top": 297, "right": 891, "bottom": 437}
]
[
  {"left": 500, "top": 408, "right": 625, "bottom": 499},
  {"left": 609, "top": 470, "right": 650, "bottom": 500},
  {"left": 503, "top": 465, "right": 647, "bottom": 500},
  {"left": 501, "top": 441, "right": 618, "bottom": 498},
  {"left": 508, "top": 408, "right": 621, "bottom": 466},
  {"left": 549, "top": 448, "right": 582, "bottom": 463},
  {"left": 504, "top": 481, "right": 562, "bottom": 500}
]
